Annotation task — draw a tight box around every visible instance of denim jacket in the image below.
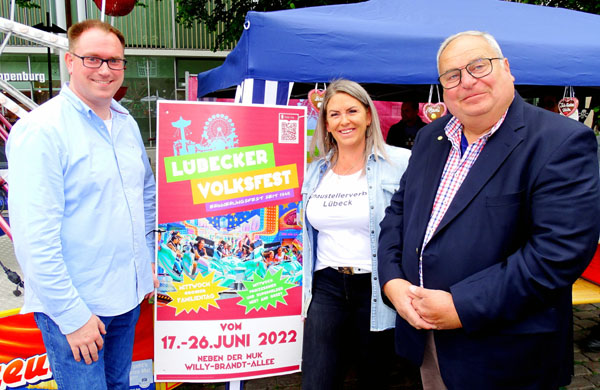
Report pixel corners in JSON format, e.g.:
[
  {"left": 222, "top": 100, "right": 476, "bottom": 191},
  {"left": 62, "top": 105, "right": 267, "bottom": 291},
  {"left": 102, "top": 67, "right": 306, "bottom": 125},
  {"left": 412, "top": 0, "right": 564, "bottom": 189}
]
[{"left": 301, "top": 144, "right": 411, "bottom": 331}]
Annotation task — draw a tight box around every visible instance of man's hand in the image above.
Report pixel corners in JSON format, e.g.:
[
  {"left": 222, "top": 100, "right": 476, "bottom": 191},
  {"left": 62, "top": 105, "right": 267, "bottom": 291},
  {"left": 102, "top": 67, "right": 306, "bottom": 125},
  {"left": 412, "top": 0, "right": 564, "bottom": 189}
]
[
  {"left": 145, "top": 262, "right": 159, "bottom": 300},
  {"left": 383, "top": 279, "right": 436, "bottom": 330},
  {"left": 408, "top": 285, "right": 463, "bottom": 330},
  {"left": 65, "top": 315, "right": 106, "bottom": 364}
]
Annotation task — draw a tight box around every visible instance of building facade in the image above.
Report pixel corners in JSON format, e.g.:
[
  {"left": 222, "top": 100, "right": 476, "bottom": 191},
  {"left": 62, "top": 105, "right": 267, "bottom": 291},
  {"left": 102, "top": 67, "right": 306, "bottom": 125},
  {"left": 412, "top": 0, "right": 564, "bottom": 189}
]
[{"left": 0, "top": 0, "right": 231, "bottom": 146}]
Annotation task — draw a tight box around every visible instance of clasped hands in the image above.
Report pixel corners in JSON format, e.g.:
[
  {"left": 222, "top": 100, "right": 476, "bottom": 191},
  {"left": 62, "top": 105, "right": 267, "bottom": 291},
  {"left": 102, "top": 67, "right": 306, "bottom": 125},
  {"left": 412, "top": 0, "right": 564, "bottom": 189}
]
[{"left": 383, "top": 278, "right": 462, "bottom": 330}]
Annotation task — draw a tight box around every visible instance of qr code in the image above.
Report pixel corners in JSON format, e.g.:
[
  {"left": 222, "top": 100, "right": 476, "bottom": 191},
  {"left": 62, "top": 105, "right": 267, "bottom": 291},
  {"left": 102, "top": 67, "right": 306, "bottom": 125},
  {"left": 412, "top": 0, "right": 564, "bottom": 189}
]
[{"left": 278, "top": 113, "right": 300, "bottom": 144}]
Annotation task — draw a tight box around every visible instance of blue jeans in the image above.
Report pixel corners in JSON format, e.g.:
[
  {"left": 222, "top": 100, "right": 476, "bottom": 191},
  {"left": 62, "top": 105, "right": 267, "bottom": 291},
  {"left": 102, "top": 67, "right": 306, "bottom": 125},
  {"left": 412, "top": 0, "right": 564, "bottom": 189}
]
[
  {"left": 302, "top": 268, "right": 395, "bottom": 390},
  {"left": 34, "top": 305, "right": 141, "bottom": 390}
]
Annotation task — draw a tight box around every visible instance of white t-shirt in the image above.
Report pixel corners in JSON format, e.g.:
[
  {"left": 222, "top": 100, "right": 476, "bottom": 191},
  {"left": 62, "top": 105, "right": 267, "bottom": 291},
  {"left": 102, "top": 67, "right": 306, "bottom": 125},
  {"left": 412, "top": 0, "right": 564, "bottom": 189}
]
[
  {"left": 306, "top": 169, "right": 371, "bottom": 272},
  {"left": 104, "top": 116, "right": 113, "bottom": 136}
]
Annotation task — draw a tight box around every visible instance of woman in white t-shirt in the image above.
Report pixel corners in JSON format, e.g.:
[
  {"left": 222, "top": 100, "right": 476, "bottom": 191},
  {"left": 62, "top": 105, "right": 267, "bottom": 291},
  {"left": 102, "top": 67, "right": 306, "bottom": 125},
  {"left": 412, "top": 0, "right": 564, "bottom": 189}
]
[{"left": 301, "top": 80, "right": 411, "bottom": 389}]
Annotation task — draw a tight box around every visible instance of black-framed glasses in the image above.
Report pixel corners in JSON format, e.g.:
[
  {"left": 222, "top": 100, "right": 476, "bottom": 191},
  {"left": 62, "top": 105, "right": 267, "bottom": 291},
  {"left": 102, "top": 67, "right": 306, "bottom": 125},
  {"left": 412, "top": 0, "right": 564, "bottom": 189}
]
[
  {"left": 438, "top": 57, "right": 503, "bottom": 89},
  {"left": 70, "top": 53, "right": 127, "bottom": 70}
]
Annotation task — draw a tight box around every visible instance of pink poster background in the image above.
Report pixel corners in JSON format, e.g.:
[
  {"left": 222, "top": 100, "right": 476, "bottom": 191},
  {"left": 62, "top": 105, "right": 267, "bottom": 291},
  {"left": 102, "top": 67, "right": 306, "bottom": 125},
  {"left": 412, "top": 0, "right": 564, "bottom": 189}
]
[{"left": 156, "top": 102, "right": 306, "bottom": 224}]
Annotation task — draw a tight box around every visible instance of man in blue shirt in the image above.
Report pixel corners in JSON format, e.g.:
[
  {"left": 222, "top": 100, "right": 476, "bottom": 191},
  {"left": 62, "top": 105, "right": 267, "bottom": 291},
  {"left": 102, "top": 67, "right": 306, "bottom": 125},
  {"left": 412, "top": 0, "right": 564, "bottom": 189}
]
[{"left": 7, "top": 20, "right": 156, "bottom": 390}]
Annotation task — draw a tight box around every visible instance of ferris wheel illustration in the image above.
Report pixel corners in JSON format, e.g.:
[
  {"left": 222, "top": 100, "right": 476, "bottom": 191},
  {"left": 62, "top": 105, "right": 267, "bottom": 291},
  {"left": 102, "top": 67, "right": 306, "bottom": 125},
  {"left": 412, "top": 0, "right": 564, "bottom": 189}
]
[
  {"left": 172, "top": 113, "right": 239, "bottom": 155},
  {"left": 202, "top": 114, "right": 239, "bottom": 151}
]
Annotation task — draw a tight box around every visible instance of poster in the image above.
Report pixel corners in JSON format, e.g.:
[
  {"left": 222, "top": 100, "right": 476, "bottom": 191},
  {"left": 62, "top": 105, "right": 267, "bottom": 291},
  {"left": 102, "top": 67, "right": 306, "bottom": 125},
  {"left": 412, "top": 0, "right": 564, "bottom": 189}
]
[{"left": 154, "top": 101, "right": 306, "bottom": 382}]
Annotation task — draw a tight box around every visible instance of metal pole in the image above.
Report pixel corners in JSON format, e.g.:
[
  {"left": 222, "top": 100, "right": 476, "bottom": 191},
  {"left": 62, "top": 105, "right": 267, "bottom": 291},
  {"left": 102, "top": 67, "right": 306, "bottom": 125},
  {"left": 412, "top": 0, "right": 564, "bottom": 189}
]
[
  {"left": 27, "top": 56, "right": 34, "bottom": 103},
  {"left": 146, "top": 59, "right": 152, "bottom": 146},
  {"left": 76, "top": 0, "right": 86, "bottom": 22},
  {"left": 45, "top": 12, "right": 53, "bottom": 98},
  {"left": 174, "top": 60, "right": 178, "bottom": 101},
  {"left": 54, "top": 0, "right": 68, "bottom": 87},
  {"left": 101, "top": 0, "right": 106, "bottom": 22},
  {"left": 170, "top": 0, "right": 176, "bottom": 49}
]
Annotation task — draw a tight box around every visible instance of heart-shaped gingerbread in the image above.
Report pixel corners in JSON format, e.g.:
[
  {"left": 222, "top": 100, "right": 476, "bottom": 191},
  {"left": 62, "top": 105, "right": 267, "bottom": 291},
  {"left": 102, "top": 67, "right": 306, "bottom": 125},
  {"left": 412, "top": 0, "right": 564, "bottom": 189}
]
[
  {"left": 558, "top": 97, "right": 579, "bottom": 117},
  {"left": 422, "top": 102, "right": 447, "bottom": 123},
  {"left": 308, "top": 89, "right": 325, "bottom": 112}
]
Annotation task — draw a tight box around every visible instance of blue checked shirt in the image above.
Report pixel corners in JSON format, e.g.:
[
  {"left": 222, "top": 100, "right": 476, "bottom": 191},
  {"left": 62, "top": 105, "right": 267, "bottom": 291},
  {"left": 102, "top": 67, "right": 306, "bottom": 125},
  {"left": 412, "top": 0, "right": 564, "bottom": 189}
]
[{"left": 419, "top": 112, "right": 507, "bottom": 286}]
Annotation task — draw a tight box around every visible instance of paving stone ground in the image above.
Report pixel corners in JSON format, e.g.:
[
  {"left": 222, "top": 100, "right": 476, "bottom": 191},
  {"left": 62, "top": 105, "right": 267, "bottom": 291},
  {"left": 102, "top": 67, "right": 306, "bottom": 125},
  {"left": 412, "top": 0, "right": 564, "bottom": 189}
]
[
  {"left": 0, "top": 234, "right": 24, "bottom": 312},
  {"left": 569, "top": 303, "right": 600, "bottom": 390}
]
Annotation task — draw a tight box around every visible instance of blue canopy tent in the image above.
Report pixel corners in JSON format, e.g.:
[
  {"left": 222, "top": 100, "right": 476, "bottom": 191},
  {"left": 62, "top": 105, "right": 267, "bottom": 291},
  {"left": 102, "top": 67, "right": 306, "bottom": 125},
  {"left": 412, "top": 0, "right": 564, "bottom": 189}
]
[{"left": 196, "top": 0, "right": 600, "bottom": 101}]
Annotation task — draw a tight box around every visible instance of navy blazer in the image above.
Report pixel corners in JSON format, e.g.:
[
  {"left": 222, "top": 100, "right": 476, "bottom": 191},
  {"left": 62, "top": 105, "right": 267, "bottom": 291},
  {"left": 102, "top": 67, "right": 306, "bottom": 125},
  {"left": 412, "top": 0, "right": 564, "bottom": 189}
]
[{"left": 378, "top": 93, "right": 600, "bottom": 389}]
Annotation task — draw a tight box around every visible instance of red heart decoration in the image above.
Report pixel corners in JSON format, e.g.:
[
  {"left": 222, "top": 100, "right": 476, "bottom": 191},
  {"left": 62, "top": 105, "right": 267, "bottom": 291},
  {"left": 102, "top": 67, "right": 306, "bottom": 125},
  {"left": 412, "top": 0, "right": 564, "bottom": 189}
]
[
  {"left": 558, "top": 97, "right": 579, "bottom": 117},
  {"left": 422, "top": 103, "right": 447, "bottom": 123},
  {"left": 93, "top": 0, "right": 136, "bottom": 16},
  {"left": 308, "top": 89, "right": 325, "bottom": 112}
]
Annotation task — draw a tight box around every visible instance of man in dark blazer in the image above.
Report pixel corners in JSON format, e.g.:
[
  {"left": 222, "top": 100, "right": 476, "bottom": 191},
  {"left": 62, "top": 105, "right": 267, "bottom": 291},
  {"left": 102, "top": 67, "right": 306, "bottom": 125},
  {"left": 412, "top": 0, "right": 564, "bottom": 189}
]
[{"left": 378, "top": 30, "right": 600, "bottom": 389}]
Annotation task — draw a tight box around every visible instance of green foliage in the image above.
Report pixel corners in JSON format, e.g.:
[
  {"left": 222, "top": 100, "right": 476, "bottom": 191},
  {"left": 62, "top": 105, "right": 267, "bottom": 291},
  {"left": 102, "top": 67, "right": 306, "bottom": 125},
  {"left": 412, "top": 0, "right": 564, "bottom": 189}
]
[
  {"left": 174, "top": 0, "right": 363, "bottom": 51},
  {"left": 134, "top": 0, "right": 148, "bottom": 9},
  {"left": 504, "top": 0, "right": 600, "bottom": 15},
  {"left": 15, "top": 0, "right": 39, "bottom": 9}
]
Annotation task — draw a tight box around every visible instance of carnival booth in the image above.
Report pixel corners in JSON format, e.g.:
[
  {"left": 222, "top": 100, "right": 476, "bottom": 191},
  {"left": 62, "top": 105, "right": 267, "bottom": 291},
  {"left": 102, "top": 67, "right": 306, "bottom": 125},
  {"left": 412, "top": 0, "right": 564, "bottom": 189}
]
[
  {"left": 196, "top": 0, "right": 600, "bottom": 100},
  {"left": 194, "top": 0, "right": 600, "bottom": 289}
]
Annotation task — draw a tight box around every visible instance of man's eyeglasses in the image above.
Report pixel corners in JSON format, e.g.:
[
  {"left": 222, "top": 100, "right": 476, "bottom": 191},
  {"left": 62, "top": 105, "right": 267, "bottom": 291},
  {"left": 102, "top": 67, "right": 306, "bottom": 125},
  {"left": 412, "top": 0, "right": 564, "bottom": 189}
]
[
  {"left": 70, "top": 53, "right": 127, "bottom": 70},
  {"left": 438, "top": 57, "right": 503, "bottom": 89}
]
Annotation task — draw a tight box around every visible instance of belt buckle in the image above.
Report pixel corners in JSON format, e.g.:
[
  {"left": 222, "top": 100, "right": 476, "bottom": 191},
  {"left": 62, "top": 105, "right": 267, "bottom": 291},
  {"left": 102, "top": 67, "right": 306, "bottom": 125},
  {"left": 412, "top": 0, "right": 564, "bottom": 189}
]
[{"left": 337, "top": 267, "right": 354, "bottom": 275}]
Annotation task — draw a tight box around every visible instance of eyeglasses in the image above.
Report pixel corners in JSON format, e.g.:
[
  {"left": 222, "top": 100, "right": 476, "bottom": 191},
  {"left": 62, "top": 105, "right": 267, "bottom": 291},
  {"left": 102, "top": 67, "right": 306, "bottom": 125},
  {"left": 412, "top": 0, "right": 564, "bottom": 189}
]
[
  {"left": 70, "top": 53, "right": 127, "bottom": 70},
  {"left": 438, "top": 57, "right": 503, "bottom": 89}
]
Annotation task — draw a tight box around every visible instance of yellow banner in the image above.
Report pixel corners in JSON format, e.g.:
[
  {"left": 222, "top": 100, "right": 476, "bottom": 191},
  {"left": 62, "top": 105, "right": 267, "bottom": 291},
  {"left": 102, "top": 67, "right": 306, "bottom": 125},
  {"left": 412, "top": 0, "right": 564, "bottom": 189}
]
[{"left": 190, "top": 164, "right": 298, "bottom": 204}]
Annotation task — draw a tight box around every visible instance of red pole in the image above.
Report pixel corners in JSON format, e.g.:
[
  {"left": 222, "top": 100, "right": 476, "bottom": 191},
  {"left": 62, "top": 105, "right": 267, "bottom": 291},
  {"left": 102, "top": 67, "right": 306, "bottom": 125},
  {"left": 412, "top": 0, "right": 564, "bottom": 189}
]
[
  {"left": 0, "top": 215, "right": 11, "bottom": 240},
  {"left": 0, "top": 112, "right": 11, "bottom": 142},
  {"left": 0, "top": 176, "right": 9, "bottom": 239}
]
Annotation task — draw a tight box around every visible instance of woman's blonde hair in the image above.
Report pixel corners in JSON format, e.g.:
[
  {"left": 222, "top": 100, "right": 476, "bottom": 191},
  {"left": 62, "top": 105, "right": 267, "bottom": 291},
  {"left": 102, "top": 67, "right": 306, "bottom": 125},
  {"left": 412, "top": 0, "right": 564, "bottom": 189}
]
[{"left": 309, "top": 79, "right": 387, "bottom": 165}]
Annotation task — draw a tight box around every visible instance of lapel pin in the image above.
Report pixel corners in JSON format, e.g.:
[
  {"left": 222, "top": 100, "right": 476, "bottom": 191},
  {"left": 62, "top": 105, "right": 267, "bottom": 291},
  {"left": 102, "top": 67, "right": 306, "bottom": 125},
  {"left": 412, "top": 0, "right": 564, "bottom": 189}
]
[{"left": 437, "top": 136, "right": 443, "bottom": 141}]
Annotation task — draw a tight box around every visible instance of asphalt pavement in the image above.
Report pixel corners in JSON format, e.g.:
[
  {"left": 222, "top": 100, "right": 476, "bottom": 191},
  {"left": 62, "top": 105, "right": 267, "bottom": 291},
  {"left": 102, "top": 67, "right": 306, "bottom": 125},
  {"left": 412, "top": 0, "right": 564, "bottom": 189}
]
[{"left": 0, "top": 234, "right": 24, "bottom": 313}]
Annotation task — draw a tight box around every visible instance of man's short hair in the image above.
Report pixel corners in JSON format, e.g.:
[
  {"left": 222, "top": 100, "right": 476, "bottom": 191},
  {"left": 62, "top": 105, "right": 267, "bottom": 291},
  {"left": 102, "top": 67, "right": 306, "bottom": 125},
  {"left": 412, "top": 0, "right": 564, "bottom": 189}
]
[
  {"left": 67, "top": 19, "right": 125, "bottom": 51},
  {"left": 436, "top": 30, "right": 504, "bottom": 73}
]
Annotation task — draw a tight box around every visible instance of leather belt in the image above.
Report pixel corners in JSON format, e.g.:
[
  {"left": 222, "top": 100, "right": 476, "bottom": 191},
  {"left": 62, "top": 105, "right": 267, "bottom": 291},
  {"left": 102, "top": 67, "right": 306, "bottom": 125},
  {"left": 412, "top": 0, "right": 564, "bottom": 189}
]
[{"left": 334, "top": 266, "right": 370, "bottom": 275}]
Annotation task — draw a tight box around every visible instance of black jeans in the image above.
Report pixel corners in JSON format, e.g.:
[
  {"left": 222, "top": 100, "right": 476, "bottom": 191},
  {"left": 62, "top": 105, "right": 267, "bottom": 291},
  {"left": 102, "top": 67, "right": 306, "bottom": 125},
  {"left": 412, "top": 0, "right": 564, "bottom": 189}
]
[{"left": 302, "top": 267, "right": 394, "bottom": 390}]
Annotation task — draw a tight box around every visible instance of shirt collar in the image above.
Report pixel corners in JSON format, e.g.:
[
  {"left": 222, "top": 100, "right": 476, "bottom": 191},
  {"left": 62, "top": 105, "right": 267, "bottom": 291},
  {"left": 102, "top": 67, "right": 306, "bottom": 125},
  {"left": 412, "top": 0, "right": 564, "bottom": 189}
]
[
  {"left": 444, "top": 109, "right": 508, "bottom": 149},
  {"left": 324, "top": 145, "right": 385, "bottom": 164},
  {"left": 60, "top": 83, "right": 130, "bottom": 117}
]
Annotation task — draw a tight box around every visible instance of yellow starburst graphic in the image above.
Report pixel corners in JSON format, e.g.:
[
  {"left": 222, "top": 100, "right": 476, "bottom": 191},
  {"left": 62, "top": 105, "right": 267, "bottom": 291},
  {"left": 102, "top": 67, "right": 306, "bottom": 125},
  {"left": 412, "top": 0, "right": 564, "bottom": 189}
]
[{"left": 166, "top": 272, "right": 229, "bottom": 315}]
